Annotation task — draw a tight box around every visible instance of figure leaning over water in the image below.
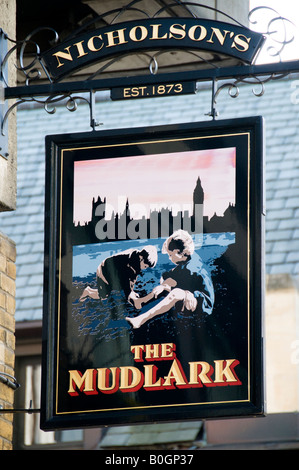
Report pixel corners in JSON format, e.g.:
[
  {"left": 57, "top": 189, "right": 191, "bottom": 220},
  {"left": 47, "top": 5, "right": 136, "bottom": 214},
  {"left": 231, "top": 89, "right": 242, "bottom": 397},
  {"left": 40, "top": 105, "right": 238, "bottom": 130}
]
[
  {"left": 126, "top": 230, "right": 214, "bottom": 329},
  {"left": 79, "top": 246, "right": 158, "bottom": 304}
]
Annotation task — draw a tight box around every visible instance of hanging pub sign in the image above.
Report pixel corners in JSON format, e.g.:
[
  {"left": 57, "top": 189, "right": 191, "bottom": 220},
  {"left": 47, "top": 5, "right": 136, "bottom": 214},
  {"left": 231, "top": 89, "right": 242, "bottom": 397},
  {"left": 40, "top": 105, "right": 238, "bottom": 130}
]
[
  {"left": 40, "top": 117, "right": 264, "bottom": 430},
  {"left": 41, "top": 18, "right": 265, "bottom": 80}
]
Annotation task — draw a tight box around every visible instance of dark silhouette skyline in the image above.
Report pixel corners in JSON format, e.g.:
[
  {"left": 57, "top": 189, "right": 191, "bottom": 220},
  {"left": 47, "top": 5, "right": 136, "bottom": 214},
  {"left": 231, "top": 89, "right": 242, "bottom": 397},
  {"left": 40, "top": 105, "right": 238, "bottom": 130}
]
[{"left": 72, "top": 177, "right": 236, "bottom": 244}]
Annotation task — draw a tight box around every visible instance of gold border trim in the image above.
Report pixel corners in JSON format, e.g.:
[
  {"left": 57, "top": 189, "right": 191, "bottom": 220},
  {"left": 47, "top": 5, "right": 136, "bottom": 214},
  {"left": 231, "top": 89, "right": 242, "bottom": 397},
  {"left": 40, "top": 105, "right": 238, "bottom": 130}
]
[{"left": 55, "top": 131, "right": 251, "bottom": 416}]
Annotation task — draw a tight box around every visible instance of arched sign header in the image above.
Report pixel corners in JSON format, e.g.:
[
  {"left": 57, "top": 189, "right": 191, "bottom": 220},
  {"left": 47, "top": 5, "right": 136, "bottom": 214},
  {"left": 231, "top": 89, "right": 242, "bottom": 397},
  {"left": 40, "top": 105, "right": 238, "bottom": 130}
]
[{"left": 41, "top": 18, "right": 265, "bottom": 80}]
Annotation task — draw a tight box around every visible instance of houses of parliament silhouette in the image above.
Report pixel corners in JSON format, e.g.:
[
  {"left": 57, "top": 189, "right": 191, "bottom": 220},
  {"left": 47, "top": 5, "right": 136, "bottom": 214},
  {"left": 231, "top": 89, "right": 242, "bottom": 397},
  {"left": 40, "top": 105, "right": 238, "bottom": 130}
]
[{"left": 72, "top": 177, "right": 236, "bottom": 244}]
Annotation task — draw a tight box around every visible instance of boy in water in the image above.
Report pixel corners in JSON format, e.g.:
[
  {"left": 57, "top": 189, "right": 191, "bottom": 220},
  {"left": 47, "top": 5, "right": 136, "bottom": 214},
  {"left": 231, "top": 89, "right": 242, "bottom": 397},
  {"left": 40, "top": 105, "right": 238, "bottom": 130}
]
[
  {"left": 126, "top": 230, "right": 214, "bottom": 329},
  {"left": 79, "top": 246, "right": 158, "bottom": 304}
]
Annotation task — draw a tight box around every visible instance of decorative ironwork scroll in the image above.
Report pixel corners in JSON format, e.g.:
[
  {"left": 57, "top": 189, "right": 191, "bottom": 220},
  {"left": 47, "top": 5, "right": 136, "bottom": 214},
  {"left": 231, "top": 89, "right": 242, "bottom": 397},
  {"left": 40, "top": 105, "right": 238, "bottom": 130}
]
[
  {"left": 208, "top": 5, "right": 298, "bottom": 117},
  {"left": 1, "top": 1, "right": 299, "bottom": 130},
  {"left": 249, "top": 6, "right": 296, "bottom": 61}
]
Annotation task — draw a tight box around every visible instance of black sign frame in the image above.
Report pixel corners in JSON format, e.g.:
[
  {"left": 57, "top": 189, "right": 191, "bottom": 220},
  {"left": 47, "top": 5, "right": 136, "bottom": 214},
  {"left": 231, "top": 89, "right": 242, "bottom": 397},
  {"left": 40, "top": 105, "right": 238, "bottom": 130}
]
[{"left": 41, "top": 117, "right": 264, "bottom": 431}]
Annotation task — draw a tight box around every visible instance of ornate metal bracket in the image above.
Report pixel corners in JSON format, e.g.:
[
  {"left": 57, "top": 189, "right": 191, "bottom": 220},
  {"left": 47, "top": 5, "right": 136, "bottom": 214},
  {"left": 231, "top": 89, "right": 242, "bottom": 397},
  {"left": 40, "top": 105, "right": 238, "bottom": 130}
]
[
  {"left": 1, "top": 90, "right": 102, "bottom": 134},
  {"left": 206, "top": 6, "right": 298, "bottom": 119},
  {"left": 0, "top": 1, "right": 299, "bottom": 134},
  {"left": 0, "top": 373, "right": 40, "bottom": 414},
  {"left": 0, "top": 401, "right": 40, "bottom": 414}
]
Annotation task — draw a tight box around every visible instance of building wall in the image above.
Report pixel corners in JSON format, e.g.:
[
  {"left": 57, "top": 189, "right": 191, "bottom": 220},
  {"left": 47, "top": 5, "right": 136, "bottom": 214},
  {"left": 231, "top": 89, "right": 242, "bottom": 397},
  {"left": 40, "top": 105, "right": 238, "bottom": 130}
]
[
  {"left": 86, "top": 0, "right": 249, "bottom": 23},
  {"left": 0, "top": 0, "right": 17, "bottom": 451},
  {"left": 0, "top": 0, "right": 16, "bottom": 212},
  {"left": 190, "top": 0, "right": 249, "bottom": 23},
  {"left": 265, "top": 274, "right": 299, "bottom": 413},
  {"left": 0, "top": 232, "right": 16, "bottom": 450}
]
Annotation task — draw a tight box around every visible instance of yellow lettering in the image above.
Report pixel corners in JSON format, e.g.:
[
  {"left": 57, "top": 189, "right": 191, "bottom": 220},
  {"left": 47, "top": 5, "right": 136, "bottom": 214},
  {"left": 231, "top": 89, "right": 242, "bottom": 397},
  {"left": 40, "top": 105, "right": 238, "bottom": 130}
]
[
  {"left": 231, "top": 34, "right": 251, "bottom": 52},
  {"left": 131, "top": 342, "right": 176, "bottom": 361},
  {"left": 169, "top": 23, "right": 186, "bottom": 40},
  {"left": 161, "top": 343, "right": 175, "bottom": 359},
  {"left": 119, "top": 366, "right": 143, "bottom": 391},
  {"left": 130, "top": 87, "right": 140, "bottom": 97},
  {"left": 105, "top": 28, "right": 128, "bottom": 47},
  {"left": 130, "top": 344, "right": 145, "bottom": 361},
  {"left": 214, "top": 359, "right": 240, "bottom": 384},
  {"left": 207, "top": 27, "right": 231, "bottom": 45},
  {"left": 188, "top": 25, "right": 207, "bottom": 42},
  {"left": 144, "top": 365, "right": 163, "bottom": 389},
  {"left": 87, "top": 34, "right": 104, "bottom": 52},
  {"left": 68, "top": 369, "right": 97, "bottom": 396},
  {"left": 163, "top": 358, "right": 188, "bottom": 388},
  {"left": 97, "top": 367, "right": 119, "bottom": 393},
  {"left": 150, "top": 24, "right": 168, "bottom": 40},
  {"left": 145, "top": 343, "right": 160, "bottom": 360},
  {"left": 129, "top": 25, "right": 148, "bottom": 42},
  {"left": 52, "top": 46, "right": 73, "bottom": 68},
  {"left": 189, "top": 361, "right": 214, "bottom": 386},
  {"left": 73, "top": 40, "right": 88, "bottom": 58},
  {"left": 123, "top": 88, "right": 132, "bottom": 98}
]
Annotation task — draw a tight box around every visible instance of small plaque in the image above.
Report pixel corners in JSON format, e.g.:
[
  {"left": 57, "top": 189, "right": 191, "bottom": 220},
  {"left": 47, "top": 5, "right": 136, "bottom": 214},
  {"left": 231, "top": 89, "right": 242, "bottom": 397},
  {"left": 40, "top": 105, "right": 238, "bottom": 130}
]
[{"left": 111, "top": 81, "right": 197, "bottom": 100}]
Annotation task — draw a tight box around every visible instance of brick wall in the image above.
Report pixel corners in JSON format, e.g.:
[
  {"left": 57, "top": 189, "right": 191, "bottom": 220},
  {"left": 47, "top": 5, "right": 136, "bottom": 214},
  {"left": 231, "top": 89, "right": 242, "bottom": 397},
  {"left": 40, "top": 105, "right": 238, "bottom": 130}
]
[{"left": 0, "top": 232, "right": 16, "bottom": 450}]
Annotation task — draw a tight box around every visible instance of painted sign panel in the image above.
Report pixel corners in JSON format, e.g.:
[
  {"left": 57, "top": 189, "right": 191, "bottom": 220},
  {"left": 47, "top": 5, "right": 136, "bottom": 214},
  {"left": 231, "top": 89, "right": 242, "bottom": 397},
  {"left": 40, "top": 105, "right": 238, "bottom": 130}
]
[
  {"left": 41, "top": 18, "right": 265, "bottom": 80},
  {"left": 41, "top": 117, "right": 264, "bottom": 430}
]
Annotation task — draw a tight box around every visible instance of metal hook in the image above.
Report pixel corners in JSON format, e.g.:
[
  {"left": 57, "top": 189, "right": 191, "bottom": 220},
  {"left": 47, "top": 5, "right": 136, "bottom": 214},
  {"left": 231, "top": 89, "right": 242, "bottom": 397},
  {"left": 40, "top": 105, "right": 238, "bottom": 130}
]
[
  {"left": 205, "top": 78, "right": 219, "bottom": 120},
  {"left": 89, "top": 90, "right": 103, "bottom": 131},
  {"left": 0, "top": 372, "right": 20, "bottom": 390}
]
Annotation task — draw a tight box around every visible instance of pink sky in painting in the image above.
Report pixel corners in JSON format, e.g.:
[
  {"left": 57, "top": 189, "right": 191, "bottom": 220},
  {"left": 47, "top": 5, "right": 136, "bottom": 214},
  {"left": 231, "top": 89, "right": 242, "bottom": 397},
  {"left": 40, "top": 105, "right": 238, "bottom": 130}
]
[{"left": 73, "top": 147, "right": 236, "bottom": 225}]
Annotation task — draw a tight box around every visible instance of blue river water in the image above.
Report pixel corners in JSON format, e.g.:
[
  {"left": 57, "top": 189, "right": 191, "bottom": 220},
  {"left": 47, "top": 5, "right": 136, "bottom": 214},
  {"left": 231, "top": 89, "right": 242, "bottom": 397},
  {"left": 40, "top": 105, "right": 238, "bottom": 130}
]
[{"left": 71, "top": 232, "right": 235, "bottom": 340}]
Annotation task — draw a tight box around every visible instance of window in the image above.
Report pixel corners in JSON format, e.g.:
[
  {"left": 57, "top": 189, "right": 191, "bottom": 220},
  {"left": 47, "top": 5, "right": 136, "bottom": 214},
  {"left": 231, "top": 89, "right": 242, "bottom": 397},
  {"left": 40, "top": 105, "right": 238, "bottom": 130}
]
[{"left": 13, "top": 356, "right": 83, "bottom": 449}]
